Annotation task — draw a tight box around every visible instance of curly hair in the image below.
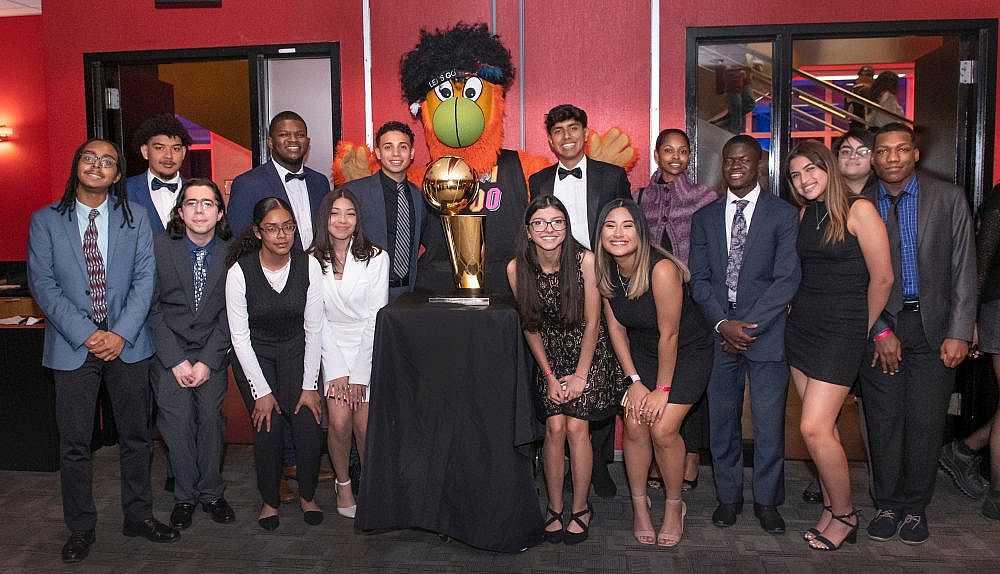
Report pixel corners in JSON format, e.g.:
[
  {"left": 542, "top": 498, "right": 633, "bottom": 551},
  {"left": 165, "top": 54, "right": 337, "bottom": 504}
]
[
  {"left": 131, "top": 113, "right": 192, "bottom": 151},
  {"left": 400, "top": 22, "right": 514, "bottom": 105}
]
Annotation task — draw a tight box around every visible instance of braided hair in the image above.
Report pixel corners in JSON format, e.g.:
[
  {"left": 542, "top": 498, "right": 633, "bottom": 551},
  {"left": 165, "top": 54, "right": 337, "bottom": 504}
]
[{"left": 53, "top": 138, "right": 134, "bottom": 228}]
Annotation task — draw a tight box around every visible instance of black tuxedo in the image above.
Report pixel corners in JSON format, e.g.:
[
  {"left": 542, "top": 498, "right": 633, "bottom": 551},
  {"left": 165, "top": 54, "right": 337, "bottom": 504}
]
[
  {"left": 529, "top": 156, "right": 631, "bottom": 244},
  {"left": 146, "top": 233, "right": 233, "bottom": 505}
]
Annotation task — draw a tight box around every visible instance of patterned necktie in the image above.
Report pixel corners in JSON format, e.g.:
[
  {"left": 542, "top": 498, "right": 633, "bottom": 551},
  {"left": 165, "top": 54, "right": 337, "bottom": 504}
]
[
  {"left": 725, "top": 199, "right": 750, "bottom": 302},
  {"left": 392, "top": 181, "right": 411, "bottom": 279},
  {"left": 82, "top": 209, "right": 108, "bottom": 324},
  {"left": 192, "top": 248, "right": 208, "bottom": 313}
]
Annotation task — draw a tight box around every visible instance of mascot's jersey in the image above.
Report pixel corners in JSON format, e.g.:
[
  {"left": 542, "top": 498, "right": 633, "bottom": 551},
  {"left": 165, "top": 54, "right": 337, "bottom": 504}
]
[{"left": 415, "top": 149, "right": 529, "bottom": 294}]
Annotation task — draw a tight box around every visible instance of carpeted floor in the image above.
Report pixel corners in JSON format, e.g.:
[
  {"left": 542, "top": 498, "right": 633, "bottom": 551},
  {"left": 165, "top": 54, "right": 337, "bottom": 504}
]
[{"left": 1, "top": 444, "right": 998, "bottom": 573}]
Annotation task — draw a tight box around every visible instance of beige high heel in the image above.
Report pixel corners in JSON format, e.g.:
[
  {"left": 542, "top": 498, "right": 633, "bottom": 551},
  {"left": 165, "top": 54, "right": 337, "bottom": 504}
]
[
  {"left": 657, "top": 499, "right": 687, "bottom": 547},
  {"left": 631, "top": 495, "right": 655, "bottom": 545},
  {"left": 335, "top": 479, "right": 357, "bottom": 519}
]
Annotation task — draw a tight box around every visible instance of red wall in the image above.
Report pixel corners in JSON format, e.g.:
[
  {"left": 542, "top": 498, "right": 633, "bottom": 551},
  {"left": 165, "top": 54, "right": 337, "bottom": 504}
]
[
  {"left": 41, "top": 0, "right": 366, "bottom": 201},
  {"left": 0, "top": 16, "right": 49, "bottom": 261}
]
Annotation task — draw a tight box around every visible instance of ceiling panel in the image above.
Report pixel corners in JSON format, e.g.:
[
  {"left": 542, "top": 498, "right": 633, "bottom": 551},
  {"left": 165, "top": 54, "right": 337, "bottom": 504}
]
[{"left": 0, "top": 0, "right": 42, "bottom": 17}]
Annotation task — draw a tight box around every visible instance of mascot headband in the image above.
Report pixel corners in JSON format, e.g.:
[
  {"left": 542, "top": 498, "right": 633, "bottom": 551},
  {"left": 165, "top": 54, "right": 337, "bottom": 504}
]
[{"left": 427, "top": 66, "right": 508, "bottom": 91}]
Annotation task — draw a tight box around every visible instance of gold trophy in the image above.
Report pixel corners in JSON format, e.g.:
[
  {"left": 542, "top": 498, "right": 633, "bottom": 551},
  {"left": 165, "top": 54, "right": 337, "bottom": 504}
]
[{"left": 422, "top": 156, "right": 489, "bottom": 304}]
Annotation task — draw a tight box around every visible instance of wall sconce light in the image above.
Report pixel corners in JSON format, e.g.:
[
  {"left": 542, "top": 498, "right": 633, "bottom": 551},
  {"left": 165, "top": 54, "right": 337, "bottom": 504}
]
[{"left": 0, "top": 126, "right": 12, "bottom": 141}]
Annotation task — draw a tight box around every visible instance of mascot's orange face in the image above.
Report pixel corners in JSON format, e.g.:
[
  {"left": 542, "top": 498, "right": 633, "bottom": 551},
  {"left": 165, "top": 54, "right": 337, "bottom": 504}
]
[{"left": 423, "top": 76, "right": 496, "bottom": 148}]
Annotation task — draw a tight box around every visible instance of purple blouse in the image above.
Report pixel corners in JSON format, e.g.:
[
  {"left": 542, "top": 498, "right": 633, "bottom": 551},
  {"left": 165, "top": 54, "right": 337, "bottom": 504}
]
[{"left": 634, "top": 171, "right": 718, "bottom": 265}]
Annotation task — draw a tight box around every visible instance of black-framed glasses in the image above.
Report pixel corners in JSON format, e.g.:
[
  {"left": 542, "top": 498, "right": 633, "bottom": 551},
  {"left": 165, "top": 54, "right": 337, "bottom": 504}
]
[
  {"left": 80, "top": 153, "right": 118, "bottom": 169},
  {"left": 259, "top": 223, "right": 297, "bottom": 236},
  {"left": 529, "top": 218, "right": 567, "bottom": 231}
]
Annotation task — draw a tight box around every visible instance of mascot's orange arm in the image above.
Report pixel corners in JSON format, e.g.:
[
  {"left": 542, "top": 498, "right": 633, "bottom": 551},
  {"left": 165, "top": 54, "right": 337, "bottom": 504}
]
[{"left": 332, "top": 140, "right": 379, "bottom": 187}]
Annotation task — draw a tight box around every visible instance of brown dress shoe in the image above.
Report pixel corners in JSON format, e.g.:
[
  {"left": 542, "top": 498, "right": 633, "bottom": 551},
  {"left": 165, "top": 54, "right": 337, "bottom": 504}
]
[{"left": 280, "top": 478, "right": 297, "bottom": 503}]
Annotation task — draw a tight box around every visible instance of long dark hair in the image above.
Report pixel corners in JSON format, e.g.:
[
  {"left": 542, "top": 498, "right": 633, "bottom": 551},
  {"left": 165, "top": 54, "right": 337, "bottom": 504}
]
[
  {"left": 165, "top": 178, "right": 233, "bottom": 240},
  {"left": 869, "top": 71, "right": 900, "bottom": 101},
  {"left": 593, "top": 198, "right": 688, "bottom": 300},
  {"left": 309, "top": 189, "right": 382, "bottom": 273},
  {"left": 226, "top": 196, "right": 295, "bottom": 268},
  {"left": 53, "top": 138, "right": 134, "bottom": 228},
  {"left": 512, "top": 195, "right": 583, "bottom": 332}
]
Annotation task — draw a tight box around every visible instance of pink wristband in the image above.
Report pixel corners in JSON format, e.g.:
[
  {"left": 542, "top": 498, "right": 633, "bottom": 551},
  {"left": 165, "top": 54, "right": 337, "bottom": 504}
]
[
  {"left": 657, "top": 385, "right": 672, "bottom": 393},
  {"left": 873, "top": 329, "right": 893, "bottom": 342}
]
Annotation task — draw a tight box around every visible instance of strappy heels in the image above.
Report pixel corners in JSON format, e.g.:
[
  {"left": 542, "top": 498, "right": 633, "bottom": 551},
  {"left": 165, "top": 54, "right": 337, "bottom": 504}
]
[
  {"left": 563, "top": 504, "right": 593, "bottom": 545},
  {"left": 631, "top": 495, "right": 655, "bottom": 545},
  {"left": 810, "top": 509, "right": 861, "bottom": 551},
  {"left": 657, "top": 498, "right": 687, "bottom": 547},
  {"left": 543, "top": 507, "right": 564, "bottom": 543},
  {"left": 335, "top": 479, "right": 357, "bottom": 519},
  {"left": 803, "top": 506, "right": 832, "bottom": 541}
]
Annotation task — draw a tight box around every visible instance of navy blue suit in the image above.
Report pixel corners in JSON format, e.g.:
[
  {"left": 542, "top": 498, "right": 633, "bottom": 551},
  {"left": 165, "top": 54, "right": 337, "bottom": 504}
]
[
  {"left": 227, "top": 161, "right": 330, "bottom": 251},
  {"left": 688, "top": 190, "right": 800, "bottom": 506},
  {"left": 126, "top": 172, "right": 181, "bottom": 235}
]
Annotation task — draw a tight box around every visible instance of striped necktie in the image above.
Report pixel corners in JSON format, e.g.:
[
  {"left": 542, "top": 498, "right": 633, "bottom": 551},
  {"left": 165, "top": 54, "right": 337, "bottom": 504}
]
[{"left": 392, "top": 181, "right": 411, "bottom": 279}]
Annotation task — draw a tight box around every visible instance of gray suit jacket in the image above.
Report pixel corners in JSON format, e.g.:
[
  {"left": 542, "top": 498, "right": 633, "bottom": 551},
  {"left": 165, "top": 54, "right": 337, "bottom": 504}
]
[
  {"left": 339, "top": 172, "right": 425, "bottom": 297},
  {"left": 147, "top": 233, "right": 233, "bottom": 372},
  {"left": 27, "top": 200, "right": 155, "bottom": 370},
  {"left": 865, "top": 173, "right": 976, "bottom": 348}
]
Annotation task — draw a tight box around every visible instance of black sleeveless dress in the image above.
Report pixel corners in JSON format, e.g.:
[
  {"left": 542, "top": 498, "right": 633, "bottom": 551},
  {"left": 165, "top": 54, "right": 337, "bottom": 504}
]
[
  {"left": 785, "top": 199, "right": 870, "bottom": 387},
  {"left": 607, "top": 253, "right": 713, "bottom": 404},
  {"left": 534, "top": 253, "right": 622, "bottom": 421}
]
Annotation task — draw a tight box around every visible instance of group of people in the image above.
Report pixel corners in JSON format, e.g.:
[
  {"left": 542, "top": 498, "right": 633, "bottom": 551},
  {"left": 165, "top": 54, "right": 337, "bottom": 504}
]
[{"left": 25, "top": 99, "right": 997, "bottom": 563}]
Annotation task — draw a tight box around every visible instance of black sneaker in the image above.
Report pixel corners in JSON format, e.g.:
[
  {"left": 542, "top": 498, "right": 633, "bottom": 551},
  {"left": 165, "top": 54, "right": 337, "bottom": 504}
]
[
  {"left": 897, "top": 513, "right": 929, "bottom": 545},
  {"left": 866, "top": 508, "right": 901, "bottom": 541},
  {"left": 939, "top": 441, "right": 988, "bottom": 499},
  {"left": 983, "top": 491, "right": 1000, "bottom": 521}
]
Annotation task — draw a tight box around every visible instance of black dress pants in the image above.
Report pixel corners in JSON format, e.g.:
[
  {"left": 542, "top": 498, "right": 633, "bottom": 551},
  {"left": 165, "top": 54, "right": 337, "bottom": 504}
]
[
  {"left": 859, "top": 309, "right": 955, "bottom": 515},
  {"left": 53, "top": 354, "right": 152, "bottom": 531}
]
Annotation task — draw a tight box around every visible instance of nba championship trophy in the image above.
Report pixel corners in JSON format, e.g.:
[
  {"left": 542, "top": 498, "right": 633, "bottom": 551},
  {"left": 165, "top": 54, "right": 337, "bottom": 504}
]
[{"left": 422, "top": 156, "right": 489, "bottom": 304}]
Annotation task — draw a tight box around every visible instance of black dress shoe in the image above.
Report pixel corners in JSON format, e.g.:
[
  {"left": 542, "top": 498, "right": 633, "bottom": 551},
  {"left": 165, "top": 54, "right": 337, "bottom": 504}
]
[
  {"left": 61, "top": 529, "right": 95, "bottom": 563},
  {"left": 122, "top": 518, "right": 181, "bottom": 543},
  {"left": 170, "top": 503, "right": 195, "bottom": 530},
  {"left": 712, "top": 502, "right": 742, "bottom": 527},
  {"left": 202, "top": 498, "right": 236, "bottom": 524},
  {"left": 303, "top": 510, "right": 324, "bottom": 525},
  {"left": 753, "top": 503, "right": 786, "bottom": 534},
  {"left": 592, "top": 465, "right": 617, "bottom": 499},
  {"left": 258, "top": 515, "right": 279, "bottom": 531}
]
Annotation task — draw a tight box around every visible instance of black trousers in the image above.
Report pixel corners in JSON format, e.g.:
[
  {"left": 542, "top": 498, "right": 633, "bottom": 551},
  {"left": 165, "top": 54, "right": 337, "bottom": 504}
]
[
  {"left": 53, "top": 355, "right": 152, "bottom": 531},
  {"left": 233, "top": 352, "right": 322, "bottom": 508},
  {"left": 680, "top": 394, "right": 710, "bottom": 453},
  {"left": 859, "top": 309, "right": 955, "bottom": 515},
  {"left": 590, "top": 415, "right": 616, "bottom": 473}
]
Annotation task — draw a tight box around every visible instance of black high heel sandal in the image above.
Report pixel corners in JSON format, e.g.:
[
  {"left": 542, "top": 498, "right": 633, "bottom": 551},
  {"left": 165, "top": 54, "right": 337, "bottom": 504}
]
[
  {"left": 810, "top": 509, "right": 861, "bottom": 551},
  {"left": 543, "top": 507, "right": 564, "bottom": 543},
  {"left": 563, "top": 505, "right": 593, "bottom": 545},
  {"left": 803, "top": 506, "right": 832, "bottom": 541}
]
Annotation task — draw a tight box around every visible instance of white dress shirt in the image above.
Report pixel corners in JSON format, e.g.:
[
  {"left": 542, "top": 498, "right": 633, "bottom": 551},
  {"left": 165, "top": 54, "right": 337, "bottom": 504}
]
[
  {"left": 146, "top": 170, "right": 182, "bottom": 228},
  {"left": 225, "top": 255, "right": 324, "bottom": 400},
  {"left": 272, "top": 160, "right": 314, "bottom": 248},
  {"left": 553, "top": 155, "right": 590, "bottom": 249},
  {"left": 320, "top": 247, "right": 389, "bottom": 400}
]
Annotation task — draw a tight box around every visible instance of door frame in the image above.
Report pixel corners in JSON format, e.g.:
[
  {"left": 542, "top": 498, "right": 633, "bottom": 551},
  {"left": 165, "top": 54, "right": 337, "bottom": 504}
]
[
  {"left": 83, "top": 42, "right": 342, "bottom": 170},
  {"left": 686, "top": 19, "right": 997, "bottom": 207}
]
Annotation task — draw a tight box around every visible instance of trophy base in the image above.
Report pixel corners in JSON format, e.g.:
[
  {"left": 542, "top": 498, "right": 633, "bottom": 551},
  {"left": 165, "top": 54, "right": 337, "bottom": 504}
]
[{"left": 427, "top": 287, "right": 490, "bottom": 306}]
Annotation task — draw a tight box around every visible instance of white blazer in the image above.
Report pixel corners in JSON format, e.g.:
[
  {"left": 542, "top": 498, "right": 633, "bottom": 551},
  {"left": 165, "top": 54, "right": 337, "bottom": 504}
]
[{"left": 320, "top": 245, "right": 389, "bottom": 394}]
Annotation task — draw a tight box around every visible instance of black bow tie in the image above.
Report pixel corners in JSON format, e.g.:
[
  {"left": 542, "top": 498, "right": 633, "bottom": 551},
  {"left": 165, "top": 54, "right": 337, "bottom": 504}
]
[
  {"left": 557, "top": 166, "right": 583, "bottom": 180},
  {"left": 284, "top": 172, "right": 306, "bottom": 182},
  {"left": 151, "top": 178, "right": 178, "bottom": 192}
]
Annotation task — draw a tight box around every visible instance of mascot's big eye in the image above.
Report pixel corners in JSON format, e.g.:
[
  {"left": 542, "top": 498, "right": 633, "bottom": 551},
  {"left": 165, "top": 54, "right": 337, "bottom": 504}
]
[
  {"left": 434, "top": 81, "right": 454, "bottom": 101},
  {"left": 463, "top": 77, "right": 484, "bottom": 101}
]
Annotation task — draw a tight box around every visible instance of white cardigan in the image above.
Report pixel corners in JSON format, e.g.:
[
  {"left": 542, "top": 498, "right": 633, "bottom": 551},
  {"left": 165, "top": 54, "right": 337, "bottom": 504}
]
[{"left": 320, "top": 246, "right": 389, "bottom": 393}]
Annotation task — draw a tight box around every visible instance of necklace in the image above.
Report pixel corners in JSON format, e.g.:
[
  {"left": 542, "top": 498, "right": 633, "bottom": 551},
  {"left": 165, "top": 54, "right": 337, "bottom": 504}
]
[
  {"left": 616, "top": 264, "right": 630, "bottom": 290},
  {"left": 815, "top": 203, "right": 830, "bottom": 230}
]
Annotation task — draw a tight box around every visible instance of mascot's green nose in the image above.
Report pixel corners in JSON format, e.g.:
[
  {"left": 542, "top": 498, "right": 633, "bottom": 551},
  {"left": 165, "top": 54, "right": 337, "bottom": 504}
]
[{"left": 432, "top": 97, "right": 485, "bottom": 148}]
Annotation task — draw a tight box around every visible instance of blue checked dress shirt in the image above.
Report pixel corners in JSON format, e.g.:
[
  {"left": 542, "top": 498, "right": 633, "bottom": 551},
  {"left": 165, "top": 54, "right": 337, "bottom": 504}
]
[{"left": 878, "top": 176, "right": 920, "bottom": 300}]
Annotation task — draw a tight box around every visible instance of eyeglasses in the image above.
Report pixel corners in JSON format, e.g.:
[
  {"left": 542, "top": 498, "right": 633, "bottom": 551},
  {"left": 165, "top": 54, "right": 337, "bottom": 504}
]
[
  {"left": 259, "top": 223, "right": 297, "bottom": 236},
  {"left": 529, "top": 218, "right": 567, "bottom": 231},
  {"left": 80, "top": 153, "right": 118, "bottom": 169},
  {"left": 838, "top": 146, "right": 871, "bottom": 158},
  {"left": 182, "top": 199, "right": 218, "bottom": 211}
]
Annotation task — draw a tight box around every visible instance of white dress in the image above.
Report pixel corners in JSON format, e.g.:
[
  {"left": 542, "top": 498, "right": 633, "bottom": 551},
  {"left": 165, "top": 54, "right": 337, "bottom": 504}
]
[{"left": 319, "top": 245, "right": 390, "bottom": 401}]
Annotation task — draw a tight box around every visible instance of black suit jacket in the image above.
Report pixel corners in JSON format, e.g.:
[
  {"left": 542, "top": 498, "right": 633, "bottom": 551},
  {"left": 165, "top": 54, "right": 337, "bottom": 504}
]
[
  {"left": 864, "top": 173, "right": 976, "bottom": 348},
  {"left": 227, "top": 161, "right": 330, "bottom": 251},
  {"left": 147, "top": 233, "right": 234, "bottom": 371},
  {"left": 528, "top": 157, "right": 631, "bottom": 244}
]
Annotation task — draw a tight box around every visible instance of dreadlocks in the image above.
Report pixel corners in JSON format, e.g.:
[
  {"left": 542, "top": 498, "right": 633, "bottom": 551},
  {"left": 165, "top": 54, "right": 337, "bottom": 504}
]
[{"left": 53, "top": 138, "right": 135, "bottom": 228}]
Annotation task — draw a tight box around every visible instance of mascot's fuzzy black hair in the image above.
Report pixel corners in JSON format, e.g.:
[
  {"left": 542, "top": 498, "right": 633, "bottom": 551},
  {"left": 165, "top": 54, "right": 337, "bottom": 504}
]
[{"left": 400, "top": 22, "right": 514, "bottom": 105}]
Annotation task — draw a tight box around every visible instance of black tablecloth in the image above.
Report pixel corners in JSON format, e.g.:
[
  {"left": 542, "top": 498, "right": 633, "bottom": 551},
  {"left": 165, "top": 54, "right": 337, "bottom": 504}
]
[
  {"left": 0, "top": 327, "right": 59, "bottom": 471},
  {"left": 356, "top": 293, "right": 543, "bottom": 552}
]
